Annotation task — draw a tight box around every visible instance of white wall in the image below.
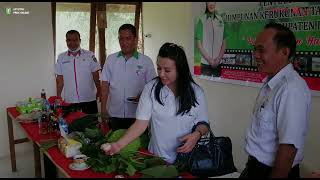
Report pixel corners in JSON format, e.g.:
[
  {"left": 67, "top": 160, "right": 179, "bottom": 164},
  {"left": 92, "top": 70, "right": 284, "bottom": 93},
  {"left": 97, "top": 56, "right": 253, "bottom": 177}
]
[
  {"left": 143, "top": 2, "right": 320, "bottom": 176},
  {"left": 143, "top": 2, "right": 193, "bottom": 69},
  {"left": 0, "top": 2, "right": 55, "bottom": 157}
]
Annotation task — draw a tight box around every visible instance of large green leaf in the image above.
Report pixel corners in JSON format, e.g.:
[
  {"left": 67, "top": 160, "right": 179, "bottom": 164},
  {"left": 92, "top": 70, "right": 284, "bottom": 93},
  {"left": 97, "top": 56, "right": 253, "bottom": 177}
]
[{"left": 140, "top": 165, "right": 179, "bottom": 178}]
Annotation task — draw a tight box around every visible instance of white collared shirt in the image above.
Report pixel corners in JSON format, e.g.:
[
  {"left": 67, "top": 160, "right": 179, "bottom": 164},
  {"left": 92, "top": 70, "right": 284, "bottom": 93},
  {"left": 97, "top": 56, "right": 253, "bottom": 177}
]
[
  {"left": 136, "top": 79, "right": 209, "bottom": 163},
  {"left": 55, "top": 49, "right": 101, "bottom": 103},
  {"left": 100, "top": 51, "right": 157, "bottom": 118},
  {"left": 245, "top": 63, "right": 311, "bottom": 167}
]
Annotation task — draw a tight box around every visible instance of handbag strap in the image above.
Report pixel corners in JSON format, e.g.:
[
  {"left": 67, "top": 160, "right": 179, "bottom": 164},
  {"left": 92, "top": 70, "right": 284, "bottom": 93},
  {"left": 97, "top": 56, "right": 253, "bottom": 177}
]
[{"left": 187, "top": 121, "right": 215, "bottom": 166}]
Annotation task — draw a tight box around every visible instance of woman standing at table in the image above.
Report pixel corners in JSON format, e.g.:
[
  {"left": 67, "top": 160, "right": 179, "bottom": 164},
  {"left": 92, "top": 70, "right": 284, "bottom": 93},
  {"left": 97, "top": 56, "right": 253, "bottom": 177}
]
[{"left": 102, "top": 42, "right": 210, "bottom": 163}]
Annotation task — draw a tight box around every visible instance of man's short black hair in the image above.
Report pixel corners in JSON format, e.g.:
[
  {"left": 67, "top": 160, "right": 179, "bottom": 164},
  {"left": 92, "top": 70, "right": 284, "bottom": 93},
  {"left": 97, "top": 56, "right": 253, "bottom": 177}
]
[
  {"left": 264, "top": 22, "right": 296, "bottom": 60},
  {"left": 118, "top": 24, "right": 137, "bottom": 37},
  {"left": 66, "top": 30, "right": 81, "bottom": 39}
]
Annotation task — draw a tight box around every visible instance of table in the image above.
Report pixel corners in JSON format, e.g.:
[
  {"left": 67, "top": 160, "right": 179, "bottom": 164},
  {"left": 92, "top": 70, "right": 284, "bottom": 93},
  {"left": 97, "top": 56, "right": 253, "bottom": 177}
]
[
  {"left": 6, "top": 107, "right": 85, "bottom": 178},
  {"left": 7, "top": 107, "right": 194, "bottom": 178},
  {"left": 7, "top": 107, "right": 38, "bottom": 176}
]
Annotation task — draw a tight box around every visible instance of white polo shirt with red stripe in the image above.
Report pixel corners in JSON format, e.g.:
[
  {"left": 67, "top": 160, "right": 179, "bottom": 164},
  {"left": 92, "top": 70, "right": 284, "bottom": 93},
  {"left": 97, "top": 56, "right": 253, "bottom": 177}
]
[
  {"left": 55, "top": 49, "right": 101, "bottom": 103},
  {"left": 101, "top": 51, "right": 157, "bottom": 118}
]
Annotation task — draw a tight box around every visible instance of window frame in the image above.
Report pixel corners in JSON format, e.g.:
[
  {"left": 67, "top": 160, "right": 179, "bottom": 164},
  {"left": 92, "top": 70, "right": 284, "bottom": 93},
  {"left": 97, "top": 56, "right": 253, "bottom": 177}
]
[{"left": 52, "top": 2, "right": 142, "bottom": 67}]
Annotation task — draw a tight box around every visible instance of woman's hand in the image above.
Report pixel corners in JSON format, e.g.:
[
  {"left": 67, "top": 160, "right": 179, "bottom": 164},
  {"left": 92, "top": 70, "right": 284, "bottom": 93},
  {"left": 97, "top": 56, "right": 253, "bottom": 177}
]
[
  {"left": 176, "top": 132, "right": 201, "bottom": 153},
  {"left": 209, "top": 57, "right": 221, "bottom": 68},
  {"left": 101, "top": 142, "right": 122, "bottom": 156}
]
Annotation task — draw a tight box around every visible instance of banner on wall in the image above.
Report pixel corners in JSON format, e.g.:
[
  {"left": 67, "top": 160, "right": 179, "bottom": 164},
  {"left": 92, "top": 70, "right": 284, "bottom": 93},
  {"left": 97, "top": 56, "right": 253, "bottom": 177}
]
[{"left": 193, "top": 2, "right": 320, "bottom": 91}]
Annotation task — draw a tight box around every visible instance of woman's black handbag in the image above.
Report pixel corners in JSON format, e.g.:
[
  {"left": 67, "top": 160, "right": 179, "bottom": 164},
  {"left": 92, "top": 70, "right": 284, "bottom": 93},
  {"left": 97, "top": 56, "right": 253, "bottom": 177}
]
[{"left": 174, "top": 122, "right": 237, "bottom": 177}]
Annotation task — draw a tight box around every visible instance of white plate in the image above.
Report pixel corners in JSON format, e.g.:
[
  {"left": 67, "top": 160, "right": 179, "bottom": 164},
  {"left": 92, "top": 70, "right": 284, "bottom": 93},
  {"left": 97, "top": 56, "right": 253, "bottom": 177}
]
[{"left": 69, "top": 163, "right": 90, "bottom": 171}]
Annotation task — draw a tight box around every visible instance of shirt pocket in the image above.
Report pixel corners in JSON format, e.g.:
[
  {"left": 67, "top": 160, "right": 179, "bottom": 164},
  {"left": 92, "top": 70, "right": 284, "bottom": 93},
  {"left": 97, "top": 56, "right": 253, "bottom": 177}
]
[
  {"left": 135, "top": 68, "right": 146, "bottom": 78},
  {"left": 78, "top": 59, "right": 90, "bottom": 68},
  {"left": 61, "top": 61, "right": 73, "bottom": 74},
  {"left": 256, "top": 107, "right": 275, "bottom": 132}
]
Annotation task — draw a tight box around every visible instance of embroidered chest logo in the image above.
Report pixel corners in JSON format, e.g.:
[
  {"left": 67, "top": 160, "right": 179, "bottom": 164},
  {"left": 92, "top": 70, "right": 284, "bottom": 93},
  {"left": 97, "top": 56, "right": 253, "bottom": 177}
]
[{"left": 136, "top": 65, "right": 144, "bottom": 76}]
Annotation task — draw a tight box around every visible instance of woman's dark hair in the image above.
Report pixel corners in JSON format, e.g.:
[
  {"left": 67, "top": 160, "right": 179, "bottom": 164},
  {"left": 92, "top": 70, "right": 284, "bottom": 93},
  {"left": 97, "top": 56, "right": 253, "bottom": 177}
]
[
  {"left": 153, "top": 42, "right": 199, "bottom": 116},
  {"left": 205, "top": 2, "right": 216, "bottom": 16},
  {"left": 264, "top": 22, "right": 296, "bottom": 60}
]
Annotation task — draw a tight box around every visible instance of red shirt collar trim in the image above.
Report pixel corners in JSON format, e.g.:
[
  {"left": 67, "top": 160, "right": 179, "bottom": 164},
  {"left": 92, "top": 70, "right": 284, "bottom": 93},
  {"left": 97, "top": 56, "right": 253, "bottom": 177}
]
[{"left": 68, "top": 49, "right": 81, "bottom": 56}]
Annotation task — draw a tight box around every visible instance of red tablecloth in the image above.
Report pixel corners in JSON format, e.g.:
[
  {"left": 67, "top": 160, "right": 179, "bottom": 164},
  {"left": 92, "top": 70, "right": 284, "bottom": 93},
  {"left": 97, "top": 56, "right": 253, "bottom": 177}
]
[
  {"left": 7, "top": 107, "right": 194, "bottom": 178},
  {"left": 47, "top": 147, "right": 148, "bottom": 178},
  {"left": 7, "top": 107, "right": 86, "bottom": 143},
  {"left": 47, "top": 147, "right": 194, "bottom": 178}
]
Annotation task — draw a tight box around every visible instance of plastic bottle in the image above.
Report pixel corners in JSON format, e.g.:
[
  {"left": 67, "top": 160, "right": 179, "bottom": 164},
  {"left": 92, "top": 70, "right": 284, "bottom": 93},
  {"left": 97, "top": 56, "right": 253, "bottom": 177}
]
[
  {"left": 41, "top": 89, "right": 46, "bottom": 99},
  {"left": 44, "top": 99, "right": 50, "bottom": 112},
  {"left": 59, "top": 116, "right": 69, "bottom": 135},
  {"left": 38, "top": 116, "right": 42, "bottom": 134},
  {"left": 39, "top": 113, "right": 48, "bottom": 134}
]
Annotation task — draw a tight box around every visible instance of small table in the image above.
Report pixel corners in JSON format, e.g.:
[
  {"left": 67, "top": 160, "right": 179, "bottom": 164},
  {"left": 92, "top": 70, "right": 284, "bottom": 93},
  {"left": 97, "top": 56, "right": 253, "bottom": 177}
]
[
  {"left": 6, "top": 107, "right": 85, "bottom": 177},
  {"left": 7, "top": 107, "right": 32, "bottom": 174}
]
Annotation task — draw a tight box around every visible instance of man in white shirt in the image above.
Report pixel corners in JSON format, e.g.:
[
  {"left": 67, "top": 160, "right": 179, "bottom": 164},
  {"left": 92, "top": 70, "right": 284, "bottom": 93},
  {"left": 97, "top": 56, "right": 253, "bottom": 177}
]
[
  {"left": 100, "top": 24, "right": 156, "bottom": 130},
  {"left": 240, "top": 22, "right": 311, "bottom": 178},
  {"left": 55, "top": 30, "right": 101, "bottom": 114},
  {"left": 50, "top": 30, "right": 101, "bottom": 178}
]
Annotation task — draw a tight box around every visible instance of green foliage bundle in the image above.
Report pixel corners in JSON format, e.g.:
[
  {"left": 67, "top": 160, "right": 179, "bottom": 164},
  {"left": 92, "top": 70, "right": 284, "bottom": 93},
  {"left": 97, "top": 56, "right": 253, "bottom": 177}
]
[{"left": 77, "top": 128, "right": 173, "bottom": 177}]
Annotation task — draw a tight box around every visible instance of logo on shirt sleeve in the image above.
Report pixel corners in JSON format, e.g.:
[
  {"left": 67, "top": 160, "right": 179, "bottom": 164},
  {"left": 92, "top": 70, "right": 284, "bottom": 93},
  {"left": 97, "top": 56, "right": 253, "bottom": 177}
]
[{"left": 92, "top": 55, "right": 98, "bottom": 62}]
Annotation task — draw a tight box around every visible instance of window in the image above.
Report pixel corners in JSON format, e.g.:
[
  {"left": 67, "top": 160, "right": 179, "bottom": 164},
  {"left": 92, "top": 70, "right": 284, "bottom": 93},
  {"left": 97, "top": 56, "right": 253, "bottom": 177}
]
[
  {"left": 105, "top": 4, "right": 136, "bottom": 56},
  {"left": 55, "top": 3, "right": 91, "bottom": 61},
  {"left": 53, "top": 2, "right": 143, "bottom": 66}
]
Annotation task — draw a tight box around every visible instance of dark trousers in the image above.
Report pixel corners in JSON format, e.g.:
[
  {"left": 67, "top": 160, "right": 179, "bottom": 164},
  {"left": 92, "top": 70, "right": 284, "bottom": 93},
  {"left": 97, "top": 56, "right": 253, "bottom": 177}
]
[
  {"left": 108, "top": 117, "right": 136, "bottom": 130},
  {"left": 70, "top": 100, "right": 98, "bottom": 114},
  {"left": 201, "top": 63, "right": 221, "bottom": 77},
  {"left": 44, "top": 154, "right": 57, "bottom": 177},
  {"left": 108, "top": 117, "right": 149, "bottom": 135},
  {"left": 239, "top": 155, "right": 300, "bottom": 178}
]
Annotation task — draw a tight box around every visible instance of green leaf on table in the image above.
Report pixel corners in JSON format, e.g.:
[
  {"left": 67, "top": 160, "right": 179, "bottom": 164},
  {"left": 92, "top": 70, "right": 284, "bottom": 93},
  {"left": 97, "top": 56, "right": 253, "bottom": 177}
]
[
  {"left": 144, "top": 157, "right": 167, "bottom": 168},
  {"left": 104, "top": 164, "right": 117, "bottom": 173},
  {"left": 129, "top": 156, "right": 146, "bottom": 170},
  {"left": 140, "top": 165, "right": 179, "bottom": 178},
  {"left": 140, "top": 134, "right": 150, "bottom": 149},
  {"left": 84, "top": 128, "right": 103, "bottom": 139},
  {"left": 126, "top": 163, "right": 137, "bottom": 176},
  {"left": 141, "top": 174, "right": 154, "bottom": 178},
  {"left": 111, "top": 155, "right": 122, "bottom": 165}
]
